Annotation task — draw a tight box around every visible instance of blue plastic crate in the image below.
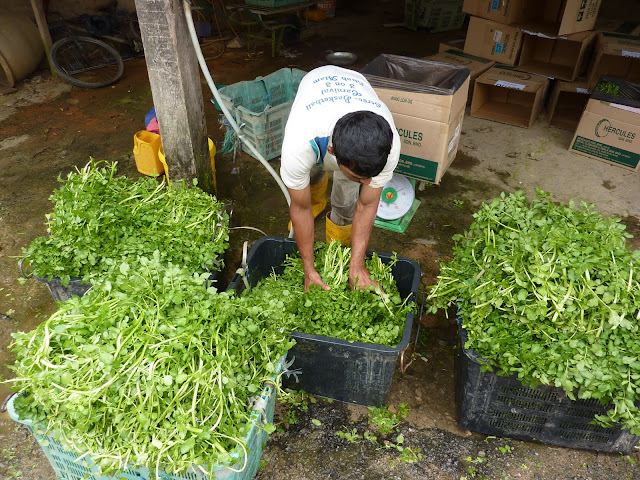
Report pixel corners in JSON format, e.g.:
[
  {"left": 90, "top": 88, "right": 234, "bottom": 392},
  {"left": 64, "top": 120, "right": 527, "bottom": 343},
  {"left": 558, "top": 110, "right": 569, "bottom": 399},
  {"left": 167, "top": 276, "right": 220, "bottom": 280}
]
[{"left": 7, "top": 358, "right": 283, "bottom": 480}]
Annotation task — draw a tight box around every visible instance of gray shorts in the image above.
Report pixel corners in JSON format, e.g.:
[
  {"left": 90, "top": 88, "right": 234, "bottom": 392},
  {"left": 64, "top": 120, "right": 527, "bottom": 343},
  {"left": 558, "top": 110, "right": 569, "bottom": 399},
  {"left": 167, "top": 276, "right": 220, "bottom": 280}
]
[{"left": 310, "top": 164, "right": 360, "bottom": 227}]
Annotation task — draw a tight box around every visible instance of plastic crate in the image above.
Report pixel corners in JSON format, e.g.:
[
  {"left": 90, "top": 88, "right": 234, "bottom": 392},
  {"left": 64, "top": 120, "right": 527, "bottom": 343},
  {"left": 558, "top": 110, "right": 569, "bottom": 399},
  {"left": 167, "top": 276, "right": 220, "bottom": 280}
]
[
  {"left": 455, "top": 325, "right": 640, "bottom": 454},
  {"left": 244, "top": 0, "right": 308, "bottom": 7},
  {"left": 32, "top": 256, "right": 226, "bottom": 303},
  {"left": 403, "top": 0, "right": 417, "bottom": 30},
  {"left": 236, "top": 103, "right": 291, "bottom": 161},
  {"left": 591, "top": 76, "right": 640, "bottom": 109},
  {"left": 405, "top": 0, "right": 466, "bottom": 32},
  {"left": 227, "top": 236, "right": 421, "bottom": 407},
  {"left": 34, "top": 274, "right": 92, "bottom": 302},
  {"left": 7, "top": 359, "right": 282, "bottom": 480},
  {"left": 217, "top": 68, "right": 306, "bottom": 161},
  {"left": 217, "top": 68, "right": 305, "bottom": 118},
  {"left": 420, "top": 0, "right": 466, "bottom": 33}
]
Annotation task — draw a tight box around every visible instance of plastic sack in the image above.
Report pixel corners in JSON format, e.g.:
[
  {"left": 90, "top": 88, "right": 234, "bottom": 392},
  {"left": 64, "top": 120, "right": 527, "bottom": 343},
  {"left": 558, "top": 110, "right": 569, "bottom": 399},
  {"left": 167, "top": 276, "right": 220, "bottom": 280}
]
[
  {"left": 360, "top": 54, "right": 470, "bottom": 96},
  {"left": 144, "top": 107, "right": 159, "bottom": 134}
]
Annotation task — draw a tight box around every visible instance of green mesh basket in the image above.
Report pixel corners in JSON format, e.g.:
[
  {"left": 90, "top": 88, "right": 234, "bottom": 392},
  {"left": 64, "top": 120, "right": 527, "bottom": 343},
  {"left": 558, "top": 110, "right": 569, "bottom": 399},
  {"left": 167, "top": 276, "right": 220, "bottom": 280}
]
[
  {"left": 217, "top": 68, "right": 306, "bottom": 161},
  {"left": 7, "top": 358, "right": 283, "bottom": 480}
]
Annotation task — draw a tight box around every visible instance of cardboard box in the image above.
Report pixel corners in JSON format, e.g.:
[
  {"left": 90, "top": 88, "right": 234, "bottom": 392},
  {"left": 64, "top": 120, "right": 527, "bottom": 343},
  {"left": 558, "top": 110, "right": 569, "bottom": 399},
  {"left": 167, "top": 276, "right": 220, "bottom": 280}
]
[
  {"left": 462, "top": 0, "right": 602, "bottom": 36},
  {"left": 518, "top": 31, "right": 596, "bottom": 82},
  {"left": 462, "top": 0, "right": 524, "bottom": 24},
  {"left": 547, "top": 79, "right": 590, "bottom": 130},
  {"left": 470, "top": 66, "right": 550, "bottom": 127},
  {"left": 391, "top": 107, "right": 466, "bottom": 184},
  {"left": 373, "top": 79, "right": 470, "bottom": 183},
  {"left": 570, "top": 98, "right": 640, "bottom": 171},
  {"left": 362, "top": 55, "right": 470, "bottom": 184},
  {"left": 464, "top": 16, "right": 523, "bottom": 66},
  {"left": 426, "top": 48, "right": 495, "bottom": 105},
  {"left": 587, "top": 33, "right": 640, "bottom": 90}
]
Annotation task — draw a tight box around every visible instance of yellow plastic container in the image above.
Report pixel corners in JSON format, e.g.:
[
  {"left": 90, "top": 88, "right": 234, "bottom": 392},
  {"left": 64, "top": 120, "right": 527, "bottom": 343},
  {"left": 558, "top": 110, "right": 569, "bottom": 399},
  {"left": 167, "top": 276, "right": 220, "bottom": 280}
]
[
  {"left": 158, "top": 144, "right": 169, "bottom": 183},
  {"left": 133, "top": 131, "right": 164, "bottom": 176},
  {"left": 158, "top": 138, "right": 217, "bottom": 193},
  {"left": 209, "top": 138, "right": 217, "bottom": 195}
]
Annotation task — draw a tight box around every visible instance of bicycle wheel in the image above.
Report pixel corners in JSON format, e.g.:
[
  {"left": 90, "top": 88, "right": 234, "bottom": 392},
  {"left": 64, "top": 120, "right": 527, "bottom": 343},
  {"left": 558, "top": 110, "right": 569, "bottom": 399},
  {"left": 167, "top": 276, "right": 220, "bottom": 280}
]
[{"left": 49, "top": 36, "right": 124, "bottom": 88}]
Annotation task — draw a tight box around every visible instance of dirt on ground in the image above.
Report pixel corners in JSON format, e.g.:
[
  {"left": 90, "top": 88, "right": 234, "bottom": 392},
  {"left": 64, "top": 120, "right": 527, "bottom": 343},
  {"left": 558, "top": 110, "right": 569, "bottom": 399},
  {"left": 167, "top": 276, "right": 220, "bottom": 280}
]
[{"left": 1, "top": 1, "right": 640, "bottom": 479}]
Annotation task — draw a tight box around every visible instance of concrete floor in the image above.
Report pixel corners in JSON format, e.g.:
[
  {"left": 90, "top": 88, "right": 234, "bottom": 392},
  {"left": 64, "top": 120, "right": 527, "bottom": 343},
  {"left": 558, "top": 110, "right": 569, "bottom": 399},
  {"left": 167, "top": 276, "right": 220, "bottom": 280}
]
[{"left": 1, "top": 1, "right": 640, "bottom": 479}]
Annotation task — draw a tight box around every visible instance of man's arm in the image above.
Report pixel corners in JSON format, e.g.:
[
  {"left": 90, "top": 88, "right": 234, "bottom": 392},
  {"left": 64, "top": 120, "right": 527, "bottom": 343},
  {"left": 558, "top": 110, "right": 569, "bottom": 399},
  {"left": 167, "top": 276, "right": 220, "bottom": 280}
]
[
  {"left": 349, "top": 184, "right": 382, "bottom": 291},
  {"left": 288, "top": 187, "right": 330, "bottom": 292}
]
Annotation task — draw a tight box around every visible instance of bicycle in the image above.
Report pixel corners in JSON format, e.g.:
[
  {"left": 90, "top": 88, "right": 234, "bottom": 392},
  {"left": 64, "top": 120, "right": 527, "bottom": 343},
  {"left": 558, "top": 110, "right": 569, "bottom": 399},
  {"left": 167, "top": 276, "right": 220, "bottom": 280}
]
[{"left": 46, "top": 2, "right": 143, "bottom": 88}]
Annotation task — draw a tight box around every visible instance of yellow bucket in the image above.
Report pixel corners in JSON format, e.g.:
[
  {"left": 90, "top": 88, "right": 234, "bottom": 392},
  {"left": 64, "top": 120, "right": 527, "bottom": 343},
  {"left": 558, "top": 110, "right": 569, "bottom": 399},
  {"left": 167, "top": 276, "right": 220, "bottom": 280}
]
[
  {"left": 209, "top": 138, "right": 217, "bottom": 195},
  {"left": 158, "top": 138, "right": 217, "bottom": 193},
  {"left": 158, "top": 144, "right": 169, "bottom": 184},
  {"left": 133, "top": 131, "right": 164, "bottom": 176}
]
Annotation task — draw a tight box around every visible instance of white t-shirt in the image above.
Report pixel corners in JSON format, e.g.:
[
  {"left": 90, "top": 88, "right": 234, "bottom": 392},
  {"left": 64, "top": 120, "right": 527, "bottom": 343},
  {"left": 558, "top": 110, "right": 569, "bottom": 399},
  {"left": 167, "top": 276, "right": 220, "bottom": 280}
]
[{"left": 280, "top": 65, "right": 400, "bottom": 191}]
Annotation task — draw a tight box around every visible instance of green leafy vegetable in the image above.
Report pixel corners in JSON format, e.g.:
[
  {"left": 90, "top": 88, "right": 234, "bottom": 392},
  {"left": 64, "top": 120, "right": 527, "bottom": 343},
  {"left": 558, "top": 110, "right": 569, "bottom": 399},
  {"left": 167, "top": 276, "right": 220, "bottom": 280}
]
[
  {"left": 595, "top": 81, "right": 621, "bottom": 96},
  {"left": 242, "top": 241, "right": 413, "bottom": 346},
  {"left": 427, "top": 189, "right": 640, "bottom": 434},
  {"left": 22, "top": 159, "right": 229, "bottom": 285},
  {"left": 7, "top": 255, "right": 294, "bottom": 477}
]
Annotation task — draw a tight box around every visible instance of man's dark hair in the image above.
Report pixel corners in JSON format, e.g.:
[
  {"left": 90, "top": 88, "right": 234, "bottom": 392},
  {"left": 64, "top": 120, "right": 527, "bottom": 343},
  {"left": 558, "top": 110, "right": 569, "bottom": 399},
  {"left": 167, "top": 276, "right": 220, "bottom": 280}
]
[{"left": 332, "top": 111, "right": 393, "bottom": 179}]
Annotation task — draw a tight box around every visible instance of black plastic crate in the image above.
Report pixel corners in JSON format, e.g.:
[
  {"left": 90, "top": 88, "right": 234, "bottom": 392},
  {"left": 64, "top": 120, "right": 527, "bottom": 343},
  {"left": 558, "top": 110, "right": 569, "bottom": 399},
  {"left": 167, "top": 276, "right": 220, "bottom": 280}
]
[
  {"left": 30, "top": 252, "right": 226, "bottom": 303},
  {"left": 591, "top": 76, "right": 640, "bottom": 109},
  {"left": 228, "top": 236, "right": 421, "bottom": 407},
  {"left": 455, "top": 325, "right": 640, "bottom": 454},
  {"left": 34, "top": 274, "right": 92, "bottom": 302}
]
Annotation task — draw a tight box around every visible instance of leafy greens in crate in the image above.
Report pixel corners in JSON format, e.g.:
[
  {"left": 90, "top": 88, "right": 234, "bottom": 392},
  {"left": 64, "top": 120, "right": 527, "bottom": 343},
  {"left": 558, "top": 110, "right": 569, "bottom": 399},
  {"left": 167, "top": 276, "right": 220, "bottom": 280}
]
[
  {"left": 22, "top": 160, "right": 229, "bottom": 285},
  {"left": 427, "top": 189, "right": 640, "bottom": 435},
  {"left": 7, "top": 255, "right": 295, "bottom": 477},
  {"left": 240, "top": 241, "right": 414, "bottom": 346}
]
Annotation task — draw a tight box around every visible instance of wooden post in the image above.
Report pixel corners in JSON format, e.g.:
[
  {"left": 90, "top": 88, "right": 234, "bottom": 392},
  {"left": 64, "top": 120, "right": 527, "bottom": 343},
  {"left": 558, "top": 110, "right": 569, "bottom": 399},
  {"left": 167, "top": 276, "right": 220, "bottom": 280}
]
[
  {"left": 134, "top": 0, "right": 215, "bottom": 194},
  {"left": 30, "top": 0, "right": 55, "bottom": 74}
]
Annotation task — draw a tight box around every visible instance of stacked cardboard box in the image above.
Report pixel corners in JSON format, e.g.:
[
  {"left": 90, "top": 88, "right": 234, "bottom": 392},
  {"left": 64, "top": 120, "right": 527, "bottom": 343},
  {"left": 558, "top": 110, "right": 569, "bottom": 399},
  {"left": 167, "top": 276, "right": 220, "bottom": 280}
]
[
  {"left": 399, "top": 0, "right": 640, "bottom": 175},
  {"left": 587, "top": 33, "right": 640, "bottom": 89},
  {"left": 569, "top": 77, "right": 640, "bottom": 171},
  {"left": 361, "top": 54, "right": 470, "bottom": 184},
  {"left": 566, "top": 29, "right": 640, "bottom": 170},
  {"left": 547, "top": 79, "right": 590, "bottom": 131},
  {"left": 425, "top": 46, "right": 495, "bottom": 106},
  {"left": 470, "top": 65, "right": 550, "bottom": 128},
  {"left": 459, "top": 0, "right": 604, "bottom": 128},
  {"left": 462, "top": 15, "right": 523, "bottom": 66}
]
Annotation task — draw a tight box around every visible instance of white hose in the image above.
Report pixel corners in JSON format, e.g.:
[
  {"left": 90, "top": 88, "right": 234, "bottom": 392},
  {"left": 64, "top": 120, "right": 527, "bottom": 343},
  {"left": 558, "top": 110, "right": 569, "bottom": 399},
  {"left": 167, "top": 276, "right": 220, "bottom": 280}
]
[{"left": 183, "top": 0, "right": 294, "bottom": 238}]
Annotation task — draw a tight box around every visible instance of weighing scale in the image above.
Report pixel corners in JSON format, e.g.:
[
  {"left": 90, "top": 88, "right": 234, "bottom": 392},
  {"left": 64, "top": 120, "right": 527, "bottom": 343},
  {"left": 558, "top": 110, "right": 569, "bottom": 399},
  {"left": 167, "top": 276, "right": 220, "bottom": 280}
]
[{"left": 374, "top": 174, "right": 420, "bottom": 233}]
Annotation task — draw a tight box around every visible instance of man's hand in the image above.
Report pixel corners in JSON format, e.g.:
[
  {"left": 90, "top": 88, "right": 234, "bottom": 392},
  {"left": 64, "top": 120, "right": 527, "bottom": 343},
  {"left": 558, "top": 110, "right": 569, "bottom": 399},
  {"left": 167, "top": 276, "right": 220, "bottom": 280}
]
[
  {"left": 305, "top": 268, "right": 330, "bottom": 293},
  {"left": 349, "top": 184, "right": 385, "bottom": 295},
  {"left": 288, "top": 186, "right": 328, "bottom": 293},
  {"left": 349, "top": 265, "right": 384, "bottom": 295}
]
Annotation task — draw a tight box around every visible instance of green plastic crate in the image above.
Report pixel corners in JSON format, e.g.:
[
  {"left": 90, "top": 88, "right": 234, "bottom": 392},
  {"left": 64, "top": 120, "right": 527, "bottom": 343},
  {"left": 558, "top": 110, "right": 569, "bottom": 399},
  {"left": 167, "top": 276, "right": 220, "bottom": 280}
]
[
  {"left": 404, "top": 0, "right": 466, "bottom": 32},
  {"left": 7, "top": 358, "right": 283, "bottom": 480},
  {"left": 217, "top": 68, "right": 306, "bottom": 161},
  {"left": 237, "top": 104, "right": 291, "bottom": 161},
  {"left": 217, "top": 68, "right": 305, "bottom": 120}
]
